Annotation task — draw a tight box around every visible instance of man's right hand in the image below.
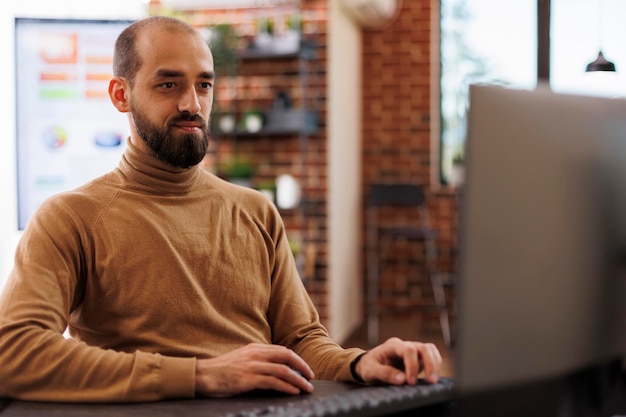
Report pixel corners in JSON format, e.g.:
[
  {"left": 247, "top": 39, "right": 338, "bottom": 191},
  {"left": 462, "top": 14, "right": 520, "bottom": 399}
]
[{"left": 195, "top": 343, "right": 315, "bottom": 397}]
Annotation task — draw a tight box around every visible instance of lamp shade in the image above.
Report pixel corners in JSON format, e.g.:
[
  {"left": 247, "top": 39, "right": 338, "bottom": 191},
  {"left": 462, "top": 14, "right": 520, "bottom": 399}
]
[{"left": 586, "top": 51, "right": 616, "bottom": 72}]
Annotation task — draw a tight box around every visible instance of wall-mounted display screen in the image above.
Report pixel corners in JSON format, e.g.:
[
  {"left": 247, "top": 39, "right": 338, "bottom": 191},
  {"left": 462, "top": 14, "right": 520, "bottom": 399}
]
[{"left": 15, "top": 18, "right": 133, "bottom": 230}]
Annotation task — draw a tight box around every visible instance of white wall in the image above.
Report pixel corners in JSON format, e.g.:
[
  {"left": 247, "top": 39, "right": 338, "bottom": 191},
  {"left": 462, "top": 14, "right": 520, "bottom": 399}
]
[
  {"left": 327, "top": 1, "right": 363, "bottom": 343},
  {"left": 0, "top": 1, "right": 146, "bottom": 292}
]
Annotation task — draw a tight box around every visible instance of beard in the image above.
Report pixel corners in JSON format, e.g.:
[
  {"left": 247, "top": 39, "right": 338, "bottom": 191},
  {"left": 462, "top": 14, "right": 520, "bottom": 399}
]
[{"left": 130, "top": 104, "right": 210, "bottom": 169}]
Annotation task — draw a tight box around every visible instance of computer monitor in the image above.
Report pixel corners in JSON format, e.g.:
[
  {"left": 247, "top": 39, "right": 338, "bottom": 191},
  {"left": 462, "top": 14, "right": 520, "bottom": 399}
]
[
  {"left": 455, "top": 84, "right": 626, "bottom": 416},
  {"left": 14, "top": 17, "right": 133, "bottom": 230}
]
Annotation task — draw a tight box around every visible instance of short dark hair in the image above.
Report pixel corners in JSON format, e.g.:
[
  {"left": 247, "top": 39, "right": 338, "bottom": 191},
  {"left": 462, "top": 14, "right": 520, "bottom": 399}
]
[{"left": 113, "top": 16, "right": 199, "bottom": 86}]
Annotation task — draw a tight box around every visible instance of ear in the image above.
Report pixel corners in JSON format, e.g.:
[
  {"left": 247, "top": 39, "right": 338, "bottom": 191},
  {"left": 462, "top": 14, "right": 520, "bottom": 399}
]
[{"left": 108, "top": 76, "right": 130, "bottom": 113}]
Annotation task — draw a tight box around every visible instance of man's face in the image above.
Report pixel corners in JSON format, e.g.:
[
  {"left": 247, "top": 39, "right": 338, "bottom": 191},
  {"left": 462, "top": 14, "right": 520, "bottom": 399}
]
[
  {"left": 128, "top": 27, "right": 215, "bottom": 168},
  {"left": 130, "top": 98, "right": 209, "bottom": 168}
]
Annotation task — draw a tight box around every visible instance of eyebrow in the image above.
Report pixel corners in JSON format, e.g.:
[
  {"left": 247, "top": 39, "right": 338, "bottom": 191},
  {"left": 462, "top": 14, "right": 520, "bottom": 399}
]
[{"left": 155, "top": 69, "right": 216, "bottom": 79}]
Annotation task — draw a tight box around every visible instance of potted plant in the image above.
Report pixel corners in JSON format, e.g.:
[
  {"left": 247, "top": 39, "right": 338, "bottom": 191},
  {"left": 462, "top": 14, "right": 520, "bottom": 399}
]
[
  {"left": 207, "top": 23, "right": 240, "bottom": 79},
  {"left": 257, "top": 179, "right": 276, "bottom": 204},
  {"left": 254, "top": 16, "right": 274, "bottom": 50},
  {"left": 206, "top": 23, "right": 240, "bottom": 128},
  {"left": 239, "top": 109, "right": 264, "bottom": 133},
  {"left": 274, "top": 12, "right": 301, "bottom": 53},
  {"left": 218, "top": 155, "right": 255, "bottom": 188}
]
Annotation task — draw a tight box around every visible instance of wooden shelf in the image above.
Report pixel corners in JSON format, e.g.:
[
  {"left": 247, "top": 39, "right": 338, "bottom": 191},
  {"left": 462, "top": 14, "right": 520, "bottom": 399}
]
[
  {"left": 214, "top": 109, "right": 319, "bottom": 137},
  {"left": 239, "top": 40, "right": 316, "bottom": 61}
]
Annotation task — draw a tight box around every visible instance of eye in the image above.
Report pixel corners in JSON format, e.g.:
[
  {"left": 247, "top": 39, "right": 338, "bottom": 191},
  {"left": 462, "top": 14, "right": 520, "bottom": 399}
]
[
  {"left": 199, "top": 81, "right": 213, "bottom": 89},
  {"left": 160, "top": 82, "right": 176, "bottom": 89}
]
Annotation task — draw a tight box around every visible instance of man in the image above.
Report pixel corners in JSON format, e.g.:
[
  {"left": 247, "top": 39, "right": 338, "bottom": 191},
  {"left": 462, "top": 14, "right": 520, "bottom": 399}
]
[{"left": 0, "top": 16, "right": 441, "bottom": 402}]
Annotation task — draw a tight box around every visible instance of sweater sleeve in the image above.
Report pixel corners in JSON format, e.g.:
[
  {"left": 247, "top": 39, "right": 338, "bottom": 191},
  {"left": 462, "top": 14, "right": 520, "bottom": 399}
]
[
  {"left": 263, "top": 204, "right": 366, "bottom": 382},
  {"left": 0, "top": 198, "right": 196, "bottom": 402}
]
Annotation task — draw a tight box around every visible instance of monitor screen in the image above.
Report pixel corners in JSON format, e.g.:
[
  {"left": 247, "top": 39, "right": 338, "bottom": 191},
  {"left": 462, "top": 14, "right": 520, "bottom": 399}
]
[
  {"left": 455, "top": 84, "right": 626, "bottom": 413},
  {"left": 14, "top": 18, "right": 133, "bottom": 230}
]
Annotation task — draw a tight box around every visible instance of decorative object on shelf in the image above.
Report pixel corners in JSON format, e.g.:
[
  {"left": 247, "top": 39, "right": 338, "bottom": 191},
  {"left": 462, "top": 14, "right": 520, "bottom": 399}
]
[
  {"left": 240, "top": 109, "right": 264, "bottom": 133},
  {"left": 285, "top": 12, "right": 302, "bottom": 33},
  {"left": 254, "top": 15, "right": 274, "bottom": 50},
  {"left": 261, "top": 90, "right": 318, "bottom": 135},
  {"left": 273, "top": 18, "right": 301, "bottom": 53},
  {"left": 248, "top": 10, "right": 303, "bottom": 55},
  {"left": 276, "top": 174, "right": 301, "bottom": 209},
  {"left": 264, "top": 109, "right": 318, "bottom": 135},
  {"left": 218, "top": 155, "right": 255, "bottom": 188},
  {"left": 217, "top": 113, "right": 236, "bottom": 133},
  {"left": 273, "top": 91, "right": 293, "bottom": 110}
]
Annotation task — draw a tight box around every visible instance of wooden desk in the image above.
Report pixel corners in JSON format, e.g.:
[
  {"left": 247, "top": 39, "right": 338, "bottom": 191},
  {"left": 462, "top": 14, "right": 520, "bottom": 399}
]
[{"left": 0, "top": 381, "right": 452, "bottom": 417}]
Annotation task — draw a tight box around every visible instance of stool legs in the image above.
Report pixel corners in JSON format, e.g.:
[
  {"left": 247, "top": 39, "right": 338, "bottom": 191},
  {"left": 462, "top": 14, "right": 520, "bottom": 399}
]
[{"left": 367, "top": 233, "right": 452, "bottom": 347}]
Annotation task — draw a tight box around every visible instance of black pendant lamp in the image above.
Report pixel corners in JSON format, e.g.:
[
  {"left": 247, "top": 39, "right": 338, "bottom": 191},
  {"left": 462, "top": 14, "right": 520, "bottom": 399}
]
[
  {"left": 586, "top": 50, "right": 616, "bottom": 72},
  {"left": 586, "top": 0, "right": 616, "bottom": 73}
]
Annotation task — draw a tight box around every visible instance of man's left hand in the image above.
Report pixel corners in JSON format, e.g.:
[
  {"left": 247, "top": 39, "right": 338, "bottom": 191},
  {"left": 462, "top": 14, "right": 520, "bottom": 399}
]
[{"left": 354, "top": 337, "right": 442, "bottom": 385}]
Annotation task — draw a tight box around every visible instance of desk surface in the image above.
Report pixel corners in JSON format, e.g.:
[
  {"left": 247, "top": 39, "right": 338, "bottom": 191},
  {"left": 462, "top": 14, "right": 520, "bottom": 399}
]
[{"left": 0, "top": 381, "right": 452, "bottom": 417}]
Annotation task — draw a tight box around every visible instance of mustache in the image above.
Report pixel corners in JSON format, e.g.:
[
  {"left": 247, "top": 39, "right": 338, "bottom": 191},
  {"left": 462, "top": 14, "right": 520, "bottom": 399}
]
[{"left": 168, "top": 112, "right": 206, "bottom": 126}]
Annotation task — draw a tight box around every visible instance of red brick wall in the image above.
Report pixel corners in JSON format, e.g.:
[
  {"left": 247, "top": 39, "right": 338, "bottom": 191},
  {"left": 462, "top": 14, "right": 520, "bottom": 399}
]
[{"left": 361, "top": 1, "right": 458, "bottom": 325}]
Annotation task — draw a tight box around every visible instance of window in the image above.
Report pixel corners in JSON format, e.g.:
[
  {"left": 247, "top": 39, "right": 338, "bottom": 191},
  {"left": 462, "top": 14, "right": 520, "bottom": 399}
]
[
  {"left": 439, "top": 0, "right": 536, "bottom": 185},
  {"left": 439, "top": 0, "right": 626, "bottom": 186}
]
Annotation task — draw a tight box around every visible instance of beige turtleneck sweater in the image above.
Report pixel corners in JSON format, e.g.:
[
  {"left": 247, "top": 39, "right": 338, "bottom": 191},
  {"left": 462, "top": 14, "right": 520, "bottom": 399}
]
[{"left": 0, "top": 140, "right": 364, "bottom": 402}]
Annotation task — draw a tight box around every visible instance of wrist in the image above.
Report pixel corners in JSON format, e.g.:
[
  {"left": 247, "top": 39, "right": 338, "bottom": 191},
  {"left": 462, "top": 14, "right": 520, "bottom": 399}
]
[{"left": 350, "top": 352, "right": 367, "bottom": 383}]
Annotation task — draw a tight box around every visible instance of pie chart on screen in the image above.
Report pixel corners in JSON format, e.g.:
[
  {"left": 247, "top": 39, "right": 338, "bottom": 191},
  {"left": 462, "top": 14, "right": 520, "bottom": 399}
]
[{"left": 42, "top": 126, "right": 67, "bottom": 149}]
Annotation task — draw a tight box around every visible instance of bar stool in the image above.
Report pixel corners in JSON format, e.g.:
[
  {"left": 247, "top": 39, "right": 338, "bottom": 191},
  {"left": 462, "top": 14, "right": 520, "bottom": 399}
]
[{"left": 366, "top": 183, "right": 452, "bottom": 347}]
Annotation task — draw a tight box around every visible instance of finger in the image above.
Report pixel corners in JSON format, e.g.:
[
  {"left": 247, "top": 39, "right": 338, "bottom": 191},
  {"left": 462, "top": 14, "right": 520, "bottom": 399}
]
[
  {"left": 397, "top": 344, "right": 420, "bottom": 386},
  {"left": 284, "top": 354, "right": 315, "bottom": 381},
  {"left": 384, "top": 341, "right": 441, "bottom": 385},
  {"left": 262, "top": 346, "right": 315, "bottom": 381},
  {"left": 255, "top": 362, "right": 314, "bottom": 394},
  {"left": 282, "top": 365, "right": 314, "bottom": 394},
  {"left": 250, "top": 374, "right": 305, "bottom": 395},
  {"left": 414, "top": 343, "right": 440, "bottom": 383},
  {"left": 377, "top": 362, "right": 408, "bottom": 385},
  {"left": 377, "top": 338, "right": 420, "bottom": 385},
  {"left": 423, "top": 343, "right": 442, "bottom": 383}
]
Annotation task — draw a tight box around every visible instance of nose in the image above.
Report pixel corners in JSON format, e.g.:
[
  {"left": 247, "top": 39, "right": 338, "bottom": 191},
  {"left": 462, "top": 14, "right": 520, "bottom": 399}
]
[{"left": 178, "top": 86, "right": 201, "bottom": 115}]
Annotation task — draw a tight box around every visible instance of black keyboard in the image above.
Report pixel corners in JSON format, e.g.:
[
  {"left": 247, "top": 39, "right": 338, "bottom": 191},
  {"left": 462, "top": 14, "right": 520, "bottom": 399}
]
[{"left": 222, "top": 377, "right": 456, "bottom": 417}]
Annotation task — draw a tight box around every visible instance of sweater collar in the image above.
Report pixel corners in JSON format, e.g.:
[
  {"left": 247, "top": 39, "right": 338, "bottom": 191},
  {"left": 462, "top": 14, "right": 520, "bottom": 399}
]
[{"left": 118, "top": 138, "right": 201, "bottom": 194}]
